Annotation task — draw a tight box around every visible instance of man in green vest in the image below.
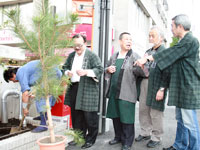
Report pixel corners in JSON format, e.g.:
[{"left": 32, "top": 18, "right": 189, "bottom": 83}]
[
  {"left": 135, "top": 14, "right": 200, "bottom": 150},
  {"left": 105, "top": 32, "right": 149, "bottom": 150}
]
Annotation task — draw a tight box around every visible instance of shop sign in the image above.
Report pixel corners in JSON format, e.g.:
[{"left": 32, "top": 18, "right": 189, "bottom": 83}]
[
  {"left": 71, "top": 24, "right": 92, "bottom": 41},
  {"left": 0, "top": 29, "right": 22, "bottom": 44}
]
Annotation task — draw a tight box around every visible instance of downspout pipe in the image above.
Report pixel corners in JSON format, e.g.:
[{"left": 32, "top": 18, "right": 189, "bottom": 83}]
[
  {"left": 101, "top": 0, "right": 111, "bottom": 133},
  {"left": 98, "top": 0, "right": 111, "bottom": 133},
  {"left": 98, "top": 0, "right": 106, "bottom": 134},
  {"left": 1, "top": 89, "right": 22, "bottom": 123}
]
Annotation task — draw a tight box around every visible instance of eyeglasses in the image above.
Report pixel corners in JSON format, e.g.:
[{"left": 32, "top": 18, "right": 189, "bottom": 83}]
[{"left": 73, "top": 44, "right": 83, "bottom": 49}]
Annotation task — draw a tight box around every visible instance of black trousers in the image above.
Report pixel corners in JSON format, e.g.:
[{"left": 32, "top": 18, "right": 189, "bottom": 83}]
[
  {"left": 70, "top": 82, "right": 99, "bottom": 144},
  {"left": 112, "top": 118, "right": 135, "bottom": 147}
]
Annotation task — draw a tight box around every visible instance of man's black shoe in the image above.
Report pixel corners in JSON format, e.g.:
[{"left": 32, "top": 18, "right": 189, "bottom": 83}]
[
  {"left": 81, "top": 142, "right": 93, "bottom": 149},
  {"left": 121, "top": 145, "right": 131, "bottom": 150},
  {"left": 68, "top": 141, "right": 76, "bottom": 146},
  {"left": 163, "top": 146, "right": 176, "bottom": 150},
  {"left": 147, "top": 140, "right": 161, "bottom": 148},
  {"left": 135, "top": 135, "right": 151, "bottom": 142},
  {"left": 109, "top": 139, "right": 121, "bottom": 145}
]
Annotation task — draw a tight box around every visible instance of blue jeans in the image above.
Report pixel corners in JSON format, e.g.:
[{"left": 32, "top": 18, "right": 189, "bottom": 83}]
[
  {"left": 173, "top": 108, "right": 200, "bottom": 150},
  {"left": 35, "top": 96, "right": 56, "bottom": 113}
]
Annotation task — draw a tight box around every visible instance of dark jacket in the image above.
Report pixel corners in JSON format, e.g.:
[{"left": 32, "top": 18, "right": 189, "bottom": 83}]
[
  {"left": 105, "top": 50, "right": 148, "bottom": 103},
  {"left": 154, "top": 32, "right": 200, "bottom": 109},
  {"left": 62, "top": 49, "right": 103, "bottom": 111}
]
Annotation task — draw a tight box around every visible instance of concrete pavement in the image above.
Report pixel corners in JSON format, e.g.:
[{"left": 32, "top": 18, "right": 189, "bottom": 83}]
[{"left": 66, "top": 103, "right": 200, "bottom": 150}]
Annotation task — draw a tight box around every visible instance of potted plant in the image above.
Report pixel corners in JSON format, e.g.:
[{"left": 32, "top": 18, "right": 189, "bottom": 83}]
[{"left": 3, "top": 0, "right": 81, "bottom": 149}]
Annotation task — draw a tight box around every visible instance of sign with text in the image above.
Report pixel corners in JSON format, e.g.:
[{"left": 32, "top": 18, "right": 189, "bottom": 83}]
[
  {"left": 72, "top": 0, "right": 93, "bottom": 17},
  {"left": 0, "top": 29, "right": 23, "bottom": 44}
]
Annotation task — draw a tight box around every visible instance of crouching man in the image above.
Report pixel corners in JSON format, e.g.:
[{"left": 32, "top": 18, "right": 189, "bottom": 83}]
[{"left": 3, "top": 60, "right": 62, "bottom": 133}]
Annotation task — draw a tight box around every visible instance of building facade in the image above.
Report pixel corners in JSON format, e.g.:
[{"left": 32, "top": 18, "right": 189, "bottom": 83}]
[
  {"left": 0, "top": 0, "right": 170, "bottom": 132},
  {"left": 111, "top": 0, "right": 169, "bottom": 56}
]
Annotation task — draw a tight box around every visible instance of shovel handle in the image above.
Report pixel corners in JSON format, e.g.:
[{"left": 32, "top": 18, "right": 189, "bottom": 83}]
[{"left": 18, "top": 103, "right": 31, "bottom": 130}]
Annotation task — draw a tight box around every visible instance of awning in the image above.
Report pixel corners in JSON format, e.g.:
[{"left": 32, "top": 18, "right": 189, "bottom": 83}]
[{"left": 0, "top": 45, "right": 25, "bottom": 60}]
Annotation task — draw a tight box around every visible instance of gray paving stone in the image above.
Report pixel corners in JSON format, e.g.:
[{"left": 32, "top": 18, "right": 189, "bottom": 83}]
[{"left": 66, "top": 104, "right": 200, "bottom": 150}]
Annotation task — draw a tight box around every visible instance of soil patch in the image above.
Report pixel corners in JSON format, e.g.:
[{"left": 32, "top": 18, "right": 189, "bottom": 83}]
[
  {"left": 0, "top": 118, "right": 36, "bottom": 140},
  {"left": 39, "top": 136, "right": 65, "bottom": 144}
]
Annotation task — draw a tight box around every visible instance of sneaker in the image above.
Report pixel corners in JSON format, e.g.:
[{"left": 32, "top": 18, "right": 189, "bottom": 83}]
[
  {"left": 147, "top": 140, "right": 161, "bottom": 148},
  {"left": 135, "top": 135, "right": 151, "bottom": 142},
  {"left": 31, "top": 126, "right": 48, "bottom": 133}
]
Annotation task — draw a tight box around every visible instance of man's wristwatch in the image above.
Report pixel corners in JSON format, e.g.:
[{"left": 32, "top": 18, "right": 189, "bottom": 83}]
[
  {"left": 22, "top": 102, "right": 28, "bottom": 109},
  {"left": 159, "top": 87, "right": 165, "bottom": 92}
]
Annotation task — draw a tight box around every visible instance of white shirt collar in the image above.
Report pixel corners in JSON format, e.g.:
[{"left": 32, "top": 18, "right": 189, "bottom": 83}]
[{"left": 75, "top": 48, "right": 86, "bottom": 58}]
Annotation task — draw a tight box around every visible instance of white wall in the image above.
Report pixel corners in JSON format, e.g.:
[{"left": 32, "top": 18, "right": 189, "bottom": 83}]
[
  {"left": 130, "top": 0, "right": 150, "bottom": 56},
  {"left": 112, "top": 0, "right": 150, "bottom": 56},
  {"left": 112, "top": 0, "right": 129, "bottom": 53},
  {"left": 111, "top": 0, "right": 169, "bottom": 56},
  {"left": 168, "top": 0, "right": 200, "bottom": 41}
]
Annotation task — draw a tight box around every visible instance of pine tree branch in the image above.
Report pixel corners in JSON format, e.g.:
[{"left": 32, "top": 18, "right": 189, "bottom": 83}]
[
  {"left": 38, "top": 22, "right": 42, "bottom": 61},
  {"left": 42, "top": 0, "right": 45, "bottom": 15},
  {"left": 12, "top": 19, "right": 34, "bottom": 52},
  {"left": 43, "top": 32, "right": 46, "bottom": 57},
  {"left": 47, "top": 23, "right": 56, "bottom": 54},
  {"left": 47, "top": 23, "right": 73, "bottom": 52}
]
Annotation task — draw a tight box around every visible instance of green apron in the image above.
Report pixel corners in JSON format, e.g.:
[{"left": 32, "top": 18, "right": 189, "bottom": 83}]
[{"left": 106, "top": 59, "right": 136, "bottom": 124}]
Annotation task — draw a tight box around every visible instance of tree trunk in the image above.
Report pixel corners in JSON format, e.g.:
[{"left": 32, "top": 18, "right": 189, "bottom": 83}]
[{"left": 46, "top": 96, "right": 55, "bottom": 143}]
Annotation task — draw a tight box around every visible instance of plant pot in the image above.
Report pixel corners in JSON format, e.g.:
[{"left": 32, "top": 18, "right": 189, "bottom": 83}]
[{"left": 37, "top": 135, "right": 66, "bottom": 150}]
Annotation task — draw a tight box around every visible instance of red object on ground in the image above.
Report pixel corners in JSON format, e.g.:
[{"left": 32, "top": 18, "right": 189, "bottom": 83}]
[{"left": 51, "top": 94, "right": 72, "bottom": 128}]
